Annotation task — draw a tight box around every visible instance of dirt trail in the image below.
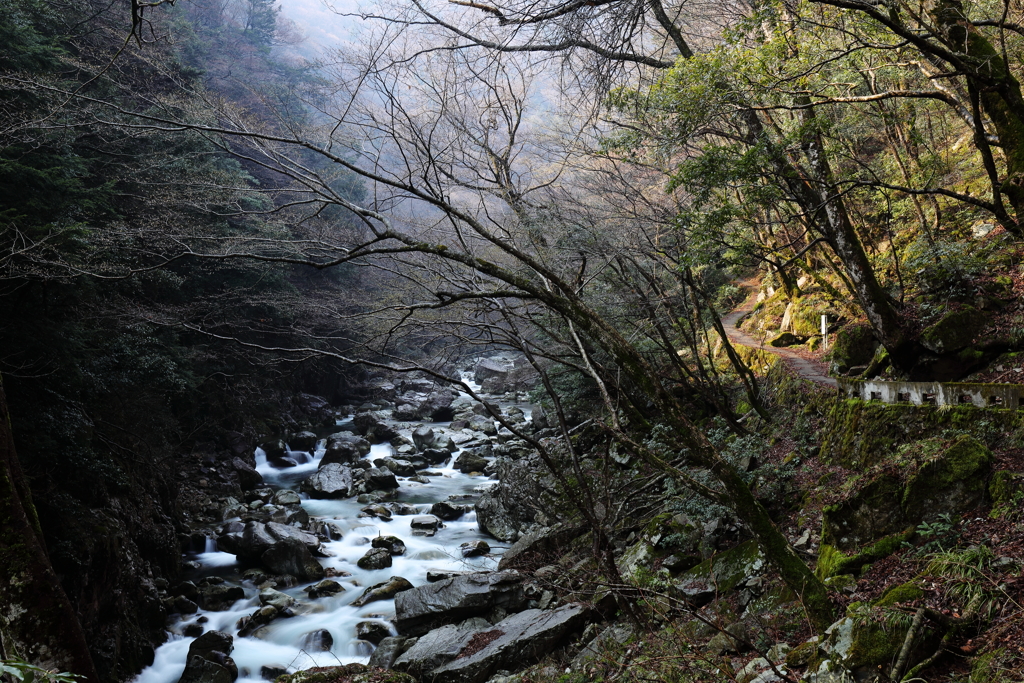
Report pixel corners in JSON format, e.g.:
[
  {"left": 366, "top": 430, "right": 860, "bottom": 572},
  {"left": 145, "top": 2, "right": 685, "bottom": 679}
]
[{"left": 721, "top": 284, "right": 838, "bottom": 388}]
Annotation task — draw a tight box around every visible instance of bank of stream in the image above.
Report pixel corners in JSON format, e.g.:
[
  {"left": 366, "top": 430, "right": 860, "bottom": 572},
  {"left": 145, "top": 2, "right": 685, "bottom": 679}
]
[{"left": 134, "top": 383, "right": 519, "bottom": 683}]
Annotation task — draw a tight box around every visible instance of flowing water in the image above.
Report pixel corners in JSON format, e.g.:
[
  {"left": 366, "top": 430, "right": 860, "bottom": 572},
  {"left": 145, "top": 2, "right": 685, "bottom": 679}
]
[{"left": 134, "top": 409, "right": 506, "bottom": 683}]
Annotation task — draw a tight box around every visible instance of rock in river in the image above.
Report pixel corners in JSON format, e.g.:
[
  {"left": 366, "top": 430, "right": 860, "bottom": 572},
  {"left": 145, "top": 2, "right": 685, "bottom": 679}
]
[
  {"left": 351, "top": 576, "right": 414, "bottom": 607},
  {"left": 301, "top": 463, "right": 356, "bottom": 499},
  {"left": 394, "top": 570, "right": 526, "bottom": 636}
]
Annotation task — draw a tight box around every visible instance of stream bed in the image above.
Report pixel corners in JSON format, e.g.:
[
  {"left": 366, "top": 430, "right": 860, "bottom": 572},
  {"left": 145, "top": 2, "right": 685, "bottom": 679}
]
[{"left": 134, "top": 409, "right": 508, "bottom": 683}]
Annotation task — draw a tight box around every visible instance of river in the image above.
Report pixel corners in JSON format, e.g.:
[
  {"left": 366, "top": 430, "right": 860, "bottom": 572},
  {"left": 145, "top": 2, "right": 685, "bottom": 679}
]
[{"left": 134, "top": 389, "right": 513, "bottom": 683}]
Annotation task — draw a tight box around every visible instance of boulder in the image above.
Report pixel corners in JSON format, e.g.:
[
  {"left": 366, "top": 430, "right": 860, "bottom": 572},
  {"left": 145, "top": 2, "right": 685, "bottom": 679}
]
[
  {"left": 363, "top": 466, "right": 399, "bottom": 490},
  {"left": 357, "top": 547, "right": 393, "bottom": 570},
  {"left": 360, "top": 504, "right": 392, "bottom": 521},
  {"left": 177, "top": 631, "right": 237, "bottom": 683},
  {"left": 421, "top": 448, "right": 451, "bottom": 465},
  {"left": 290, "top": 431, "right": 318, "bottom": 451},
  {"left": 237, "top": 522, "right": 278, "bottom": 560},
  {"left": 498, "top": 524, "right": 586, "bottom": 571},
  {"left": 302, "top": 464, "right": 357, "bottom": 499},
  {"left": 321, "top": 432, "right": 370, "bottom": 467},
  {"left": 371, "top": 535, "right": 407, "bottom": 555},
  {"left": 298, "top": 629, "right": 334, "bottom": 652},
  {"left": 571, "top": 624, "right": 633, "bottom": 672},
  {"left": 264, "top": 522, "right": 320, "bottom": 552},
  {"left": 467, "top": 416, "right": 498, "bottom": 436},
  {"left": 829, "top": 324, "right": 877, "bottom": 375},
  {"left": 261, "top": 538, "right": 325, "bottom": 582},
  {"left": 368, "top": 636, "right": 411, "bottom": 670},
  {"left": 232, "top": 458, "right": 263, "bottom": 490},
  {"left": 352, "top": 413, "right": 399, "bottom": 441},
  {"left": 394, "top": 570, "right": 526, "bottom": 636},
  {"left": 305, "top": 580, "right": 344, "bottom": 599},
  {"left": 259, "top": 665, "right": 287, "bottom": 681},
  {"left": 394, "top": 404, "right": 420, "bottom": 421},
  {"left": 473, "top": 358, "right": 510, "bottom": 383},
  {"left": 259, "top": 588, "right": 295, "bottom": 610},
  {"left": 271, "top": 490, "right": 300, "bottom": 506},
  {"left": 529, "top": 405, "right": 548, "bottom": 430},
  {"left": 412, "top": 425, "right": 435, "bottom": 451},
  {"left": 430, "top": 501, "right": 467, "bottom": 521},
  {"left": 920, "top": 306, "right": 987, "bottom": 354},
  {"left": 411, "top": 515, "right": 443, "bottom": 536},
  {"left": 823, "top": 435, "right": 992, "bottom": 552},
  {"left": 197, "top": 584, "right": 245, "bottom": 611},
  {"left": 376, "top": 458, "right": 416, "bottom": 477},
  {"left": 475, "top": 454, "right": 556, "bottom": 542},
  {"left": 454, "top": 452, "right": 489, "bottom": 474},
  {"left": 259, "top": 440, "right": 287, "bottom": 460},
  {"left": 460, "top": 540, "right": 490, "bottom": 557},
  {"left": 393, "top": 624, "right": 478, "bottom": 679},
  {"left": 356, "top": 621, "right": 392, "bottom": 645},
  {"left": 674, "top": 540, "right": 764, "bottom": 607},
  {"left": 432, "top": 434, "right": 458, "bottom": 453},
  {"left": 427, "top": 604, "right": 590, "bottom": 683},
  {"left": 769, "top": 332, "right": 806, "bottom": 348},
  {"left": 178, "top": 656, "right": 235, "bottom": 683},
  {"left": 420, "top": 391, "right": 456, "bottom": 422},
  {"left": 351, "top": 576, "right": 415, "bottom": 607}
]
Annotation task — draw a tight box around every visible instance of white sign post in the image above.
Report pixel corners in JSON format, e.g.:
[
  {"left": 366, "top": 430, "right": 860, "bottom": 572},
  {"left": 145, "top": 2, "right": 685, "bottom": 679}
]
[{"left": 821, "top": 315, "right": 828, "bottom": 350}]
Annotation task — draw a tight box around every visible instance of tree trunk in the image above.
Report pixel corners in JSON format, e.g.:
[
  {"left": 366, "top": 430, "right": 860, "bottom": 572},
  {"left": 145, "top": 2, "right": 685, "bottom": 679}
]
[
  {"left": 0, "top": 374, "right": 98, "bottom": 682},
  {"left": 738, "top": 107, "right": 917, "bottom": 370},
  {"left": 930, "top": 0, "right": 1024, "bottom": 226}
]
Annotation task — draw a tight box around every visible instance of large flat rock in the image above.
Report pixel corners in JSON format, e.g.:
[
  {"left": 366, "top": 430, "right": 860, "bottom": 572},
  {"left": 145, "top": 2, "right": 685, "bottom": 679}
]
[
  {"left": 395, "top": 570, "right": 525, "bottom": 636},
  {"left": 429, "top": 604, "right": 590, "bottom": 683}
]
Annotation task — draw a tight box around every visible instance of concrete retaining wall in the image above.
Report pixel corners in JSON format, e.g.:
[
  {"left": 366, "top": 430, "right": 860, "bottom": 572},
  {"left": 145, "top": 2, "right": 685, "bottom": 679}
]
[{"left": 837, "top": 378, "right": 1024, "bottom": 409}]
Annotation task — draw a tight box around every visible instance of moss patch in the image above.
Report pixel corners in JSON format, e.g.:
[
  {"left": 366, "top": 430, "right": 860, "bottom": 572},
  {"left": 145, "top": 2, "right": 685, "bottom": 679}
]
[
  {"left": 920, "top": 306, "right": 988, "bottom": 354},
  {"left": 873, "top": 582, "right": 924, "bottom": 607},
  {"left": 816, "top": 530, "right": 914, "bottom": 579},
  {"left": 821, "top": 399, "right": 1010, "bottom": 470}
]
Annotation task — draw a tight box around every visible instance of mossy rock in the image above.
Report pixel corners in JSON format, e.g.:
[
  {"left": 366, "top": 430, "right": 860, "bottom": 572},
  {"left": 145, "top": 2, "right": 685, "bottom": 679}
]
[
  {"left": 676, "top": 540, "right": 764, "bottom": 596},
  {"left": 821, "top": 399, "right": 1011, "bottom": 470},
  {"left": 873, "top": 582, "right": 924, "bottom": 607},
  {"left": 617, "top": 513, "right": 700, "bottom": 581},
  {"left": 901, "top": 434, "right": 992, "bottom": 522},
  {"left": 815, "top": 530, "right": 913, "bottom": 579},
  {"left": 821, "top": 476, "right": 905, "bottom": 551},
  {"left": 970, "top": 648, "right": 1008, "bottom": 683},
  {"left": 823, "top": 574, "right": 857, "bottom": 593},
  {"left": 823, "top": 613, "right": 918, "bottom": 671},
  {"left": 920, "top": 306, "right": 987, "bottom": 354},
  {"left": 785, "top": 638, "right": 821, "bottom": 668},
  {"left": 829, "top": 324, "right": 877, "bottom": 374},
  {"left": 823, "top": 435, "right": 990, "bottom": 552},
  {"left": 988, "top": 471, "right": 1024, "bottom": 517}
]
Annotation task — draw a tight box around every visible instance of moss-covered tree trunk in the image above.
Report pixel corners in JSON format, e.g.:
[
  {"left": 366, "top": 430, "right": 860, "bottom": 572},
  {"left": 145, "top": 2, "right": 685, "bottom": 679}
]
[{"left": 0, "top": 374, "right": 98, "bottom": 682}]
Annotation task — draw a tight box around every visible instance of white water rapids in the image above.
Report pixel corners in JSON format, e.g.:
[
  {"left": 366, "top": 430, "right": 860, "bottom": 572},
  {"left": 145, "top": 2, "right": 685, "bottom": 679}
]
[{"left": 134, "top": 407, "right": 509, "bottom": 683}]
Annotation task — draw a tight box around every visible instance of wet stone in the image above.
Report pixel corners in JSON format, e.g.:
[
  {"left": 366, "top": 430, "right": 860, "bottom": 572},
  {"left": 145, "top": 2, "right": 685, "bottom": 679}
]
[
  {"left": 411, "top": 515, "right": 444, "bottom": 536},
  {"left": 460, "top": 540, "right": 490, "bottom": 558},
  {"left": 299, "top": 629, "right": 334, "bottom": 652},
  {"left": 357, "top": 547, "right": 394, "bottom": 570},
  {"left": 305, "top": 580, "right": 344, "bottom": 599},
  {"left": 430, "top": 501, "right": 467, "bottom": 521},
  {"left": 356, "top": 621, "right": 392, "bottom": 645},
  {"left": 371, "top": 535, "right": 407, "bottom": 556}
]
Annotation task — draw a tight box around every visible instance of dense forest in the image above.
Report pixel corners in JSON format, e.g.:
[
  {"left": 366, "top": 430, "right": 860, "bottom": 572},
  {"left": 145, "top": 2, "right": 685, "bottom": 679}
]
[{"left": 5, "top": 1, "right": 1024, "bottom": 682}]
